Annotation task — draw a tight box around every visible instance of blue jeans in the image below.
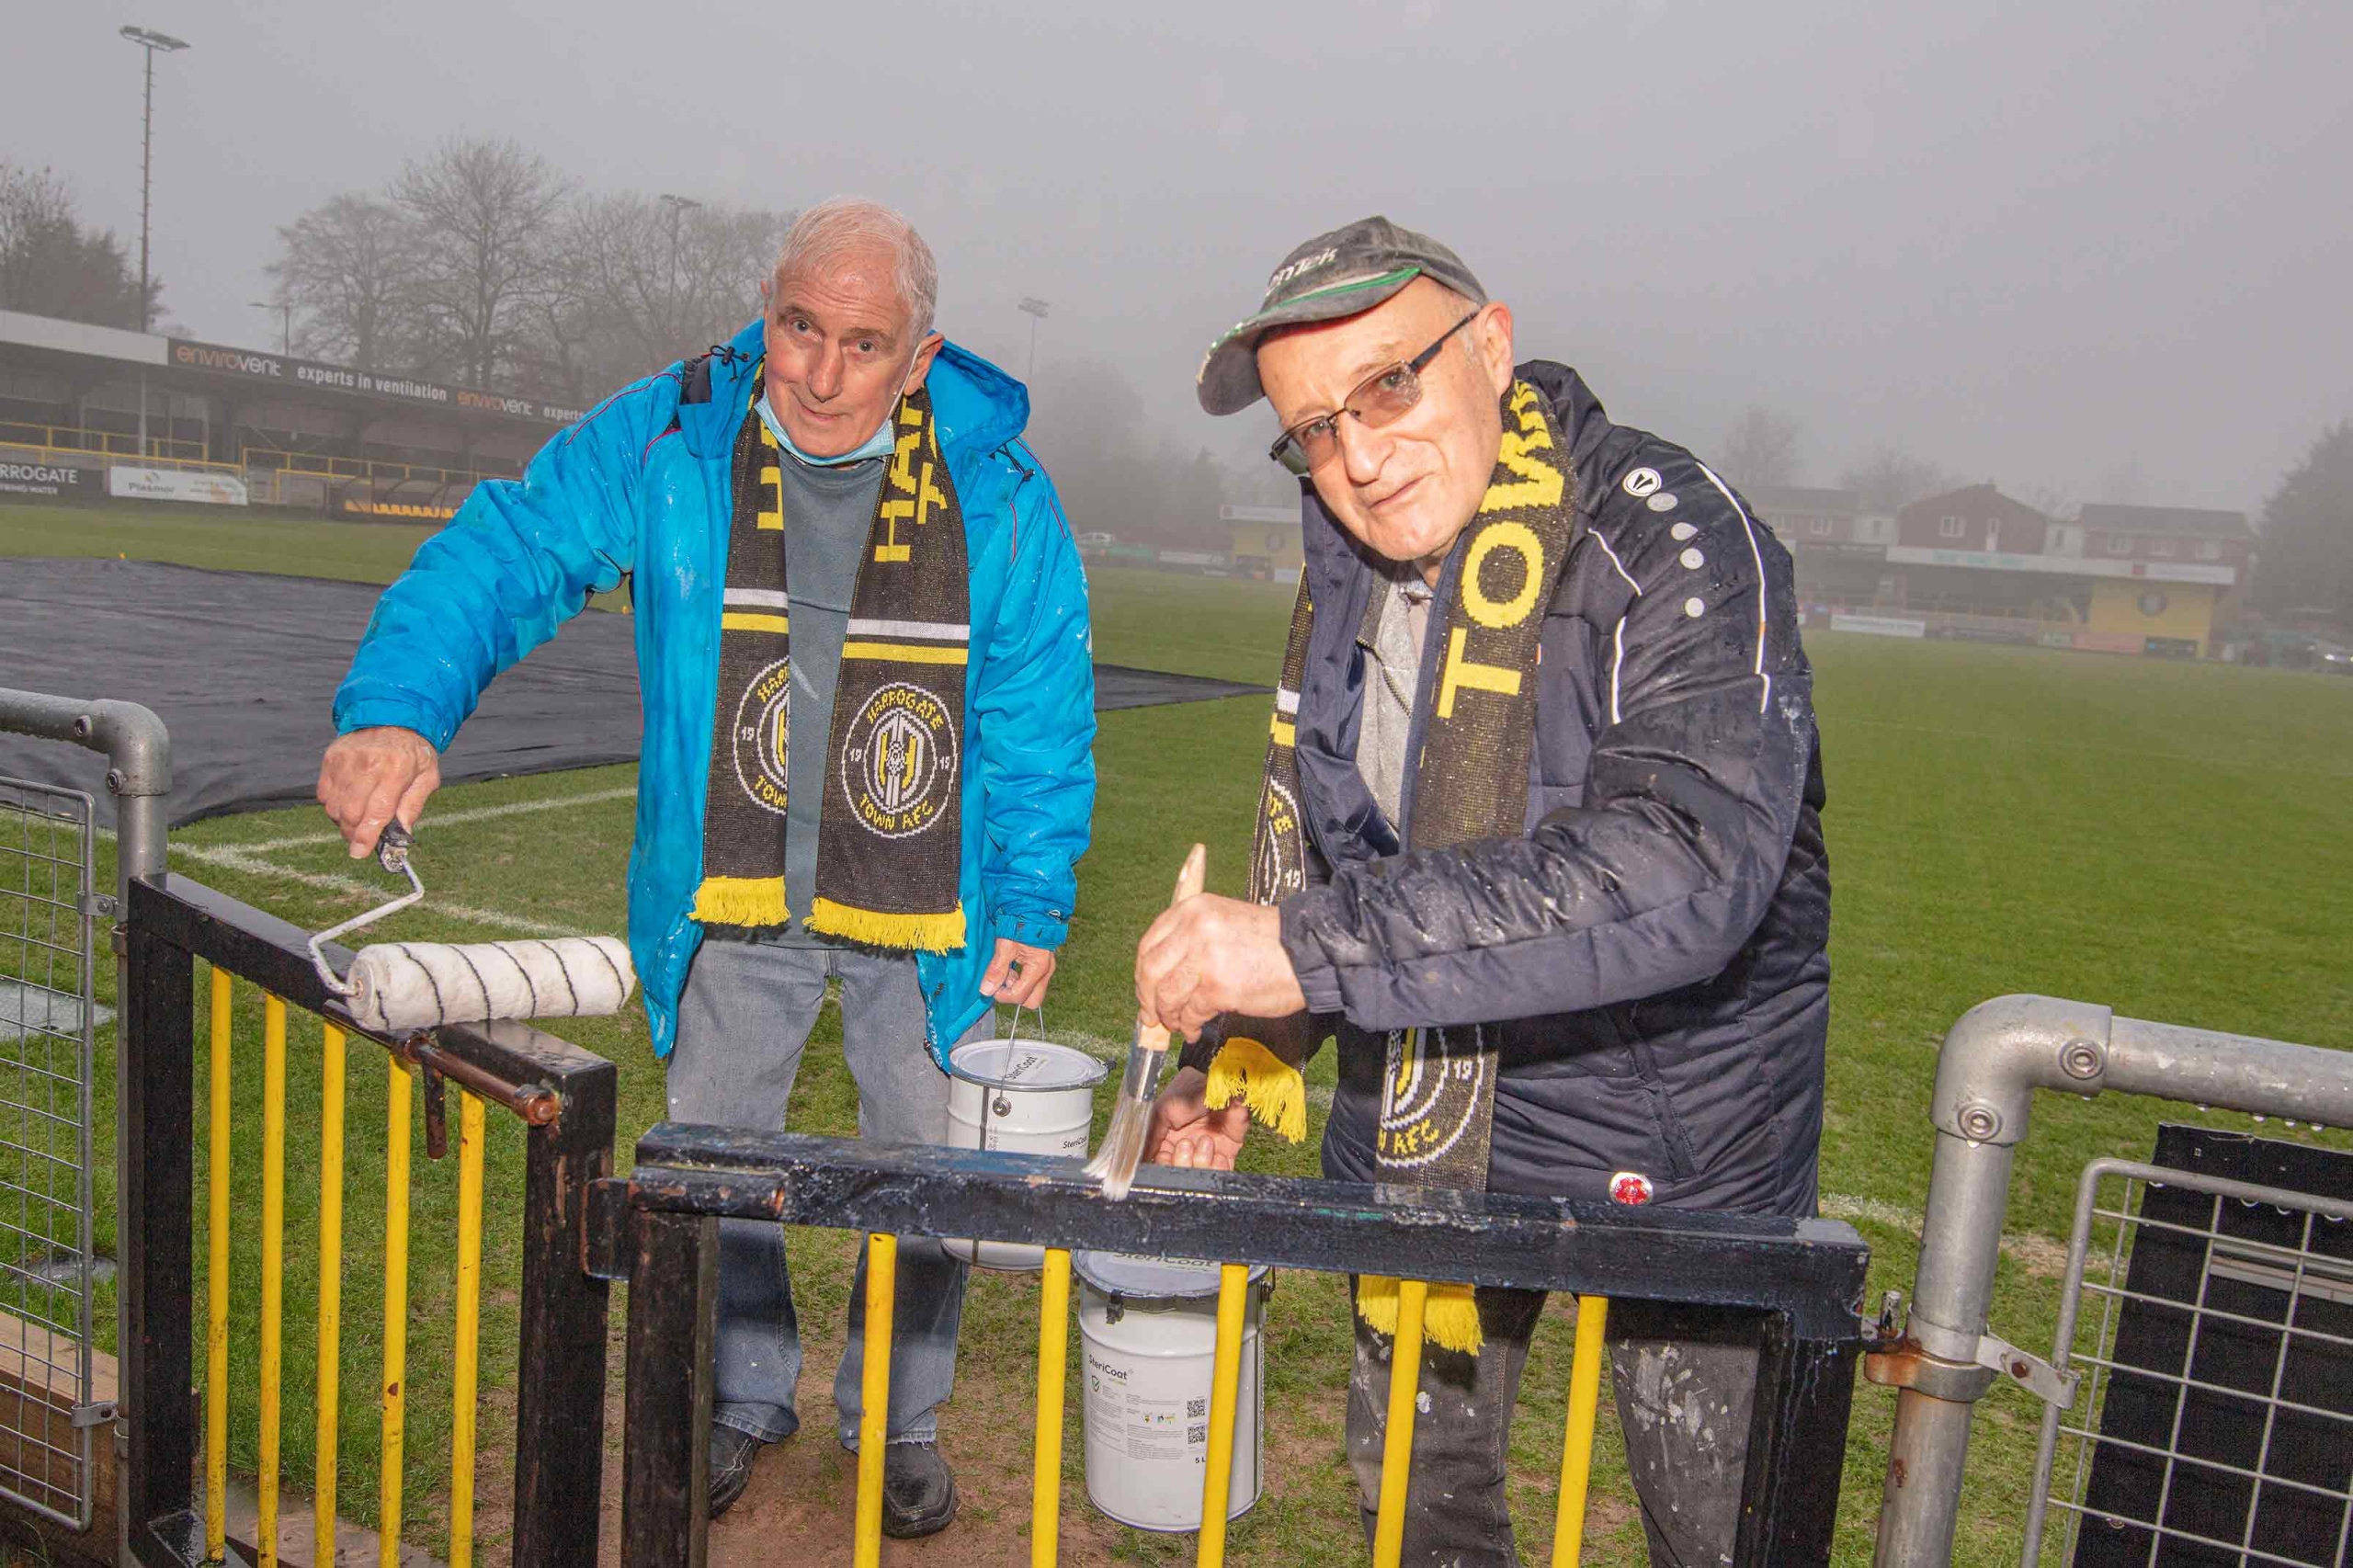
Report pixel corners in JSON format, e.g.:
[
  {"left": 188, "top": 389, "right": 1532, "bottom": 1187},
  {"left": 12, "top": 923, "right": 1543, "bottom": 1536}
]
[{"left": 668, "top": 937, "right": 992, "bottom": 1450}]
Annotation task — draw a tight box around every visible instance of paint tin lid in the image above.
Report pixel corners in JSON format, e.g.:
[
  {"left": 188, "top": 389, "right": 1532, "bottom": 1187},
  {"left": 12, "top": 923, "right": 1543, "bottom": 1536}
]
[
  {"left": 1073, "top": 1251, "right": 1272, "bottom": 1301},
  {"left": 948, "top": 1039, "right": 1108, "bottom": 1092}
]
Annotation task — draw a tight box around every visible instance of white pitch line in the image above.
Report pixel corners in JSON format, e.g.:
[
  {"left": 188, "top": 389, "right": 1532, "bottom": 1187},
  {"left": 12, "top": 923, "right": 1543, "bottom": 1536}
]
[
  {"left": 1820, "top": 1193, "right": 1921, "bottom": 1232},
  {"left": 172, "top": 841, "right": 587, "bottom": 939},
  {"left": 102, "top": 777, "right": 632, "bottom": 937},
  {"left": 230, "top": 785, "right": 639, "bottom": 855}
]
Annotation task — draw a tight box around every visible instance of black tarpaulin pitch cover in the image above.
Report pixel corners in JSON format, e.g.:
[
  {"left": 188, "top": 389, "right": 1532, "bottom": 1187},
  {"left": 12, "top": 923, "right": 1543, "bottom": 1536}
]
[{"left": 0, "top": 558, "right": 1266, "bottom": 826}]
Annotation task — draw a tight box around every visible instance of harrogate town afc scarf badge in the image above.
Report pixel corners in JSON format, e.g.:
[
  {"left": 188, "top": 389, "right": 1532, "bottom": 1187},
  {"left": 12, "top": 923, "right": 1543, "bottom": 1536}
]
[{"left": 693, "top": 382, "right": 971, "bottom": 951}]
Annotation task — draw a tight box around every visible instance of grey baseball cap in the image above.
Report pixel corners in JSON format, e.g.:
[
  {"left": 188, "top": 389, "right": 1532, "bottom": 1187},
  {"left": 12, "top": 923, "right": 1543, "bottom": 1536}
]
[{"left": 1197, "top": 215, "right": 1487, "bottom": 416}]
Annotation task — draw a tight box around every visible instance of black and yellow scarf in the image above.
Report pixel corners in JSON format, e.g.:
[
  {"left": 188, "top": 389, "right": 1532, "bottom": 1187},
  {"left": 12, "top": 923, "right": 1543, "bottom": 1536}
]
[
  {"left": 692, "top": 384, "right": 970, "bottom": 951},
  {"left": 1206, "top": 381, "right": 1578, "bottom": 1354}
]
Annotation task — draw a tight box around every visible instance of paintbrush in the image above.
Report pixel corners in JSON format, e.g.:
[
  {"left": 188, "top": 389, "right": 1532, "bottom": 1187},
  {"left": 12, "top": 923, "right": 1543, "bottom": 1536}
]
[{"left": 1085, "top": 842, "right": 1207, "bottom": 1199}]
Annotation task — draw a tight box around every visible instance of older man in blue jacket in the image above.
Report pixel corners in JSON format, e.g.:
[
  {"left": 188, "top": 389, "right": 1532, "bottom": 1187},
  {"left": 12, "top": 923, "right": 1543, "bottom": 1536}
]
[{"left": 318, "top": 198, "right": 1097, "bottom": 1535}]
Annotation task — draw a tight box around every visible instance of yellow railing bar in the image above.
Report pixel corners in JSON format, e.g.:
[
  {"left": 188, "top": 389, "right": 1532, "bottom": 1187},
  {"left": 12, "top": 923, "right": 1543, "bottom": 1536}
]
[
  {"left": 0, "top": 423, "right": 208, "bottom": 462},
  {"left": 1551, "top": 1295, "right": 1611, "bottom": 1568},
  {"left": 257, "top": 995, "right": 288, "bottom": 1565},
  {"left": 241, "top": 445, "right": 512, "bottom": 490},
  {"left": 854, "top": 1233, "right": 899, "bottom": 1568},
  {"left": 314, "top": 1026, "right": 347, "bottom": 1565},
  {"left": 1195, "top": 1263, "right": 1252, "bottom": 1568},
  {"left": 449, "top": 1089, "right": 487, "bottom": 1568},
  {"left": 380, "top": 1062, "right": 413, "bottom": 1568},
  {"left": 1031, "top": 1247, "right": 1072, "bottom": 1568},
  {"left": 1370, "top": 1278, "right": 1430, "bottom": 1568},
  {"left": 204, "top": 970, "right": 232, "bottom": 1564}
]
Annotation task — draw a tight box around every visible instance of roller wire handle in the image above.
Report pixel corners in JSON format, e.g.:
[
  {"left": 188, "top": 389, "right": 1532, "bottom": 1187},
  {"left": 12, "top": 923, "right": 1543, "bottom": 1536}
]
[
  {"left": 1084, "top": 842, "right": 1208, "bottom": 1200},
  {"left": 307, "top": 819, "right": 424, "bottom": 998}
]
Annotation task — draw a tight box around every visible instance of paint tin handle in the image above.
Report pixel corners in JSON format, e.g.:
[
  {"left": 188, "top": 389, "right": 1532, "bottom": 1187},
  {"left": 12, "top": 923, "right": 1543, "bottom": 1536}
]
[{"left": 1003, "top": 999, "right": 1044, "bottom": 1050}]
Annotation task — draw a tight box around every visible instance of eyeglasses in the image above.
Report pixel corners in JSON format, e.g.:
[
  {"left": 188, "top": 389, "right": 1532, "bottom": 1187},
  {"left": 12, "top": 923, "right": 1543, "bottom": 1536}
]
[{"left": 1267, "top": 310, "right": 1483, "bottom": 474}]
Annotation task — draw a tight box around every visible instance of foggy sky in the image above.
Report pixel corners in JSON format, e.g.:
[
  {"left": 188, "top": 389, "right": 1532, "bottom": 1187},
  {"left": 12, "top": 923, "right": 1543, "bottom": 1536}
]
[{"left": 7, "top": 1, "right": 2348, "bottom": 516}]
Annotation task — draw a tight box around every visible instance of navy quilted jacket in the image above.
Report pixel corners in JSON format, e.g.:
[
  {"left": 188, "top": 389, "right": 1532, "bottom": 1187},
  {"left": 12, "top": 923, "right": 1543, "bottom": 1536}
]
[{"left": 1274, "top": 362, "right": 1830, "bottom": 1216}]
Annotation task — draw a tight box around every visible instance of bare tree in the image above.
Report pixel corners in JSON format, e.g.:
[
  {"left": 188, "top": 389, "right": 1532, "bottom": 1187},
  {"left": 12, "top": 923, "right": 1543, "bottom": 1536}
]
[
  {"left": 668, "top": 200, "right": 794, "bottom": 350},
  {"left": 0, "top": 162, "right": 74, "bottom": 270},
  {"left": 1718, "top": 404, "right": 1803, "bottom": 489},
  {"left": 523, "top": 194, "right": 790, "bottom": 403},
  {"left": 392, "top": 139, "right": 570, "bottom": 389},
  {"left": 1836, "top": 445, "right": 1954, "bottom": 513},
  {"left": 267, "top": 195, "right": 424, "bottom": 371},
  {"left": 0, "top": 160, "right": 153, "bottom": 328}
]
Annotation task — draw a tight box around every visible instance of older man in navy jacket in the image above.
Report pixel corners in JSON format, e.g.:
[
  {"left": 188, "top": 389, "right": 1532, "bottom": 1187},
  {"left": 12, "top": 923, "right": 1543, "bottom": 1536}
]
[{"left": 1136, "top": 217, "right": 1830, "bottom": 1568}]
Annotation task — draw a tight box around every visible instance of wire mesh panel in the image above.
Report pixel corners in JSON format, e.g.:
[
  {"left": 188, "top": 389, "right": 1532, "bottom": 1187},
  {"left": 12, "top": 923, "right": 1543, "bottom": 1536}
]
[
  {"left": 0, "top": 777, "right": 98, "bottom": 1528},
  {"left": 2029, "top": 1141, "right": 2353, "bottom": 1568}
]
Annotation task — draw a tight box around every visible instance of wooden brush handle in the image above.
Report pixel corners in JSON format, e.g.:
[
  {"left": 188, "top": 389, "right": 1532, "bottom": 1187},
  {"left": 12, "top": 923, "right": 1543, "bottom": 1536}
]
[{"left": 1134, "top": 843, "right": 1207, "bottom": 1053}]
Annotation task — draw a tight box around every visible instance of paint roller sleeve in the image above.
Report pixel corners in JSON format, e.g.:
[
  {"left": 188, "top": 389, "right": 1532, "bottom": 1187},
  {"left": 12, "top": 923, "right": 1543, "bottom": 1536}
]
[{"left": 342, "top": 937, "right": 636, "bottom": 1035}]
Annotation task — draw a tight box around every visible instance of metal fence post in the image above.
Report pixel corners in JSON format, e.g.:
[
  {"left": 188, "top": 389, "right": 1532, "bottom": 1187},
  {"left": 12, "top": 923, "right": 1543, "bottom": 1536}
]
[
  {"left": 85, "top": 699, "right": 173, "bottom": 910},
  {"left": 511, "top": 1051, "right": 618, "bottom": 1566},
  {"left": 622, "top": 1205, "right": 715, "bottom": 1568},
  {"left": 3, "top": 690, "right": 173, "bottom": 1566},
  {"left": 118, "top": 911, "right": 198, "bottom": 1565},
  {"left": 1874, "top": 997, "right": 2110, "bottom": 1568},
  {"left": 97, "top": 703, "right": 171, "bottom": 1568},
  {"left": 1872, "top": 995, "right": 2353, "bottom": 1567}
]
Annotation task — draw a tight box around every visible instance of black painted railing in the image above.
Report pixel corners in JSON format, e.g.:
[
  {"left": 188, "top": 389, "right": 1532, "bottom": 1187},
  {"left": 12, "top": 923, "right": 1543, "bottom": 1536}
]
[
  {"left": 601, "top": 1127, "right": 1872, "bottom": 1567},
  {"left": 119, "top": 873, "right": 614, "bottom": 1566}
]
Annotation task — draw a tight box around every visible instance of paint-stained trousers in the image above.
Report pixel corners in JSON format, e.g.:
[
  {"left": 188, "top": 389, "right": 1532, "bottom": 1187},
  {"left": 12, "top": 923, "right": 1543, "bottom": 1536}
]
[
  {"left": 669, "top": 937, "right": 993, "bottom": 1451},
  {"left": 1348, "top": 1287, "right": 1758, "bottom": 1568}
]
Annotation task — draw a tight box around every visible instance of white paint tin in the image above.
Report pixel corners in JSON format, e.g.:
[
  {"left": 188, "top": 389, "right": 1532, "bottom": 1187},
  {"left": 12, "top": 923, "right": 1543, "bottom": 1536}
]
[
  {"left": 943, "top": 1038, "right": 1105, "bottom": 1270},
  {"left": 1075, "top": 1252, "right": 1269, "bottom": 1532}
]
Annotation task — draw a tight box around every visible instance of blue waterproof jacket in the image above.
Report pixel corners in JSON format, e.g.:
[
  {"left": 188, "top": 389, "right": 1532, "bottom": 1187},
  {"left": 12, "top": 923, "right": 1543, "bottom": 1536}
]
[{"left": 334, "top": 320, "right": 1097, "bottom": 1062}]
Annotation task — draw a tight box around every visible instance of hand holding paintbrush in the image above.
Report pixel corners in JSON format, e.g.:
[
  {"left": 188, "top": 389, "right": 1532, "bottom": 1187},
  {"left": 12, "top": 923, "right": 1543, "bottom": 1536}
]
[
  {"left": 1091, "top": 842, "right": 1313, "bottom": 1196},
  {"left": 1084, "top": 843, "right": 1207, "bottom": 1199}
]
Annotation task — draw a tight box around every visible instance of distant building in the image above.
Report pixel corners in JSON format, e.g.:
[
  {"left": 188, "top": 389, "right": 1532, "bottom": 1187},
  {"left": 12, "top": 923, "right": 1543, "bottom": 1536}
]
[
  {"left": 1742, "top": 478, "right": 2253, "bottom": 658},
  {"left": 1743, "top": 486, "right": 1897, "bottom": 606},
  {"left": 1895, "top": 483, "right": 2058, "bottom": 556},
  {"left": 1222, "top": 503, "right": 1303, "bottom": 583},
  {"left": 0, "top": 307, "right": 577, "bottom": 518}
]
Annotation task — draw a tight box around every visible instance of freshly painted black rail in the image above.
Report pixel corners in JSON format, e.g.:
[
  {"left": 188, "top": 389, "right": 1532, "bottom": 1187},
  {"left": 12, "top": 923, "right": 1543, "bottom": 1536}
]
[{"left": 613, "top": 1125, "right": 1870, "bottom": 1565}]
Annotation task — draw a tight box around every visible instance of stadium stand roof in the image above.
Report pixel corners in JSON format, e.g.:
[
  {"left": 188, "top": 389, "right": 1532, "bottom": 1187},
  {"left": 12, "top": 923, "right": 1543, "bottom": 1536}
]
[
  {"left": 0, "top": 308, "right": 581, "bottom": 428},
  {"left": 2076, "top": 503, "right": 2253, "bottom": 540}
]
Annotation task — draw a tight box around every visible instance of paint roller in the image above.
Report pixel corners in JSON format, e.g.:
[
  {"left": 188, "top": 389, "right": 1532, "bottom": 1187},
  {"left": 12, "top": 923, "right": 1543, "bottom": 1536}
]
[{"left": 306, "top": 820, "right": 635, "bottom": 1035}]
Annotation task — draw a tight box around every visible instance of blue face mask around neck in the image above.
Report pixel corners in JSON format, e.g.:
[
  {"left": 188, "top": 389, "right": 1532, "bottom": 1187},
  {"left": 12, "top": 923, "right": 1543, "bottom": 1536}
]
[{"left": 757, "top": 392, "right": 900, "bottom": 467}]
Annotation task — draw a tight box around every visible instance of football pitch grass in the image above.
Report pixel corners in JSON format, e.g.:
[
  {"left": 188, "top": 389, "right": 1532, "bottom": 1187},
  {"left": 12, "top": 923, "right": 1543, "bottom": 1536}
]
[{"left": 7, "top": 509, "right": 2352, "bottom": 1563}]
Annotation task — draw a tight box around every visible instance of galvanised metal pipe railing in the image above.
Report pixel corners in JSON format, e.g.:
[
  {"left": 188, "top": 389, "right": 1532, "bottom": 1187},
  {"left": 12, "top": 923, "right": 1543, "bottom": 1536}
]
[
  {"left": 1870, "top": 994, "right": 2353, "bottom": 1568},
  {"left": 600, "top": 1130, "right": 1872, "bottom": 1568},
  {"left": 0, "top": 687, "right": 171, "bottom": 1562}
]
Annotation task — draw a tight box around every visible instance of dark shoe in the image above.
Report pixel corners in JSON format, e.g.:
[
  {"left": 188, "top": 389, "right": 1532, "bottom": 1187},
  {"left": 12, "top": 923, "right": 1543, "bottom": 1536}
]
[
  {"left": 709, "top": 1424, "right": 766, "bottom": 1520},
  {"left": 880, "top": 1440, "right": 959, "bottom": 1539}
]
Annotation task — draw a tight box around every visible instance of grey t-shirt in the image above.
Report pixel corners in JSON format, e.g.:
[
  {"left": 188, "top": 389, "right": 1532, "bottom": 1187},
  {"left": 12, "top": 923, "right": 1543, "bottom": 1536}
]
[
  {"left": 1358, "top": 568, "right": 1434, "bottom": 830},
  {"left": 768, "top": 449, "right": 888, "bottom": 946}
]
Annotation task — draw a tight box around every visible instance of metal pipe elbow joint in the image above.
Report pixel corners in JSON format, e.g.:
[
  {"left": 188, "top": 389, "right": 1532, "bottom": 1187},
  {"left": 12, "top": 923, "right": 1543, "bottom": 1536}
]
[
  {"left": 1927, "top": 994, "right": 2115, "bottom": 1149},
  {"left": 78, "top": 697, "right": 173, "bottom": 799}
]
